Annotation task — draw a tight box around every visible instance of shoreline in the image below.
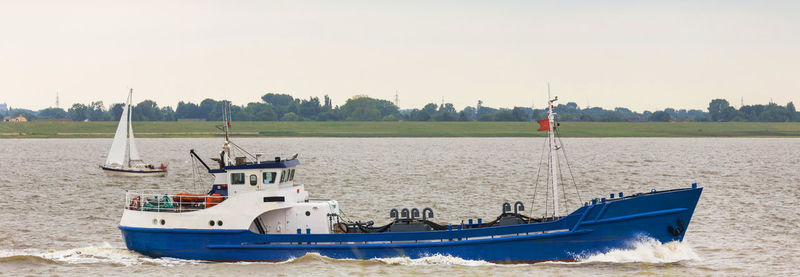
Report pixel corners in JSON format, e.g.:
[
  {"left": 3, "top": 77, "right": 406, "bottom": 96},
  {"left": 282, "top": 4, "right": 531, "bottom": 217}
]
[{"left": 2, "top": 121, "right": 800, "bottom": 138}]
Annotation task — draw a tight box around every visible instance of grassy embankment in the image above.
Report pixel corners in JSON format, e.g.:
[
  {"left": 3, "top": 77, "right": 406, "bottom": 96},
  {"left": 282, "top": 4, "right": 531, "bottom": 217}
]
[{"left": 1, "top": 121, "right": 800, "bottom": 138}]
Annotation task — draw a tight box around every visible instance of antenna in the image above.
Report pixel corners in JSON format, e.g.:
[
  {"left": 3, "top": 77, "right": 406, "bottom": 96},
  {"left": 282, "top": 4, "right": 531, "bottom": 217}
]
[
  {"left": 223, "top": 103, "right": 230, "bottom": 142},
  {"left": 56, "top": 92, "right": 60, "bottom": 109},
  {"left": 395, "top": 90, "right": 399, "bottom": 107}
]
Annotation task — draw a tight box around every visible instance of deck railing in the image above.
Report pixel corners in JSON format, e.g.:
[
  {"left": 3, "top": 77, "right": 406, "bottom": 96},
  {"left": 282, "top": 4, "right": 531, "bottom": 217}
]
[{"left": 125, "top": 190, "right": 227, "bottom": 213}]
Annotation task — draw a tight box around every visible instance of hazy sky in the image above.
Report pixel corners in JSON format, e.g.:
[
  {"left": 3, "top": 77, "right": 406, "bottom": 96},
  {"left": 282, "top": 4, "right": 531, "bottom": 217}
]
[{"left": 1, "top": 0, "right": 798, "bottom": 112}]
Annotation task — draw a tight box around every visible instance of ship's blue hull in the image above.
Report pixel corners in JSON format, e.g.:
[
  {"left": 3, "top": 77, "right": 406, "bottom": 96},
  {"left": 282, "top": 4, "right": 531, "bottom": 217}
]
[{"left": 120, "top": 187, "right": 702, "bottom": 262}]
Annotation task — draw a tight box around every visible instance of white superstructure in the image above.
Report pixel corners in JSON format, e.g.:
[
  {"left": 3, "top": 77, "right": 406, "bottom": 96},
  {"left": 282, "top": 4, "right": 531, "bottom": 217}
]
[{"left": 120, "top": 124, "right": 339, "bottom": 234}]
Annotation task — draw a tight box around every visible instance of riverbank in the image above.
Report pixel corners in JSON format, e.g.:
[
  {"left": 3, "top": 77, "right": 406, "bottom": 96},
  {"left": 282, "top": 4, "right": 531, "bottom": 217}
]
[{"left": 1, "top": 121, "right": 799, "bottom": 138}]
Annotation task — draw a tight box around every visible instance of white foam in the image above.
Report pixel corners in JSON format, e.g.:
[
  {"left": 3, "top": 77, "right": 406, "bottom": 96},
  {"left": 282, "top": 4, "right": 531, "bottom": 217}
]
[
  {"left": 574, "top": 237, "right": 700, "bottom": 264},
  {"left": 0, "top": 242, "right": 199, "bottom": 266},
  {"left": 0, "top": 238, "right": 699, "bottom": 267},
  {"left": 372, "top": 254, "right": 495, "bottom": 266}
]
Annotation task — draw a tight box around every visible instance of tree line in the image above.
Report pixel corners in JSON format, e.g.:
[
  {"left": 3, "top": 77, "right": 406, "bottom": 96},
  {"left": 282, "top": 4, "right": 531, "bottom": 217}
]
[{"left": 2, "top": 94, "right": 798, "bottom": 122}]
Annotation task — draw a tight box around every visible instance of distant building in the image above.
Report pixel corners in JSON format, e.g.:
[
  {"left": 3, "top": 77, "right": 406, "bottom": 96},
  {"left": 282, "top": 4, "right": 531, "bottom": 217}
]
[
  {"left": 5, "top": 115, "right": 27, "bottom": 122},
  {"left": 0, "top": 103, "right": 7, "bottom": 113}
]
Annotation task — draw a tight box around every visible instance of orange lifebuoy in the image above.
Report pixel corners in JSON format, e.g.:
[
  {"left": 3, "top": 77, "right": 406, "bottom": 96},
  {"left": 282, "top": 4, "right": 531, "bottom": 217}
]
[
  {"left": 129, "top": 196, "right": 140, "bottom": 210},
  {"left": 160, "top": 163, "right": 166, "bottom": 170}
]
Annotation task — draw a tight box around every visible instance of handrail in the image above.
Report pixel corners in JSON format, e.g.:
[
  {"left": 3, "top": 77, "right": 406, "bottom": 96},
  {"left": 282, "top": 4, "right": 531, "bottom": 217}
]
[{"left": 125, "top": 191, "right": 228, "bottom": 213}]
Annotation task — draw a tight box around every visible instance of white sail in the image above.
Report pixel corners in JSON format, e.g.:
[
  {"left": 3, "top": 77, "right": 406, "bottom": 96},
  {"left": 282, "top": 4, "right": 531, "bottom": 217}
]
[
  {"left": 127, "top": 92, "right": 141, "bottom": 162},
  {"left": 106, "top": 92, "right": 130, "bottom": 165}
]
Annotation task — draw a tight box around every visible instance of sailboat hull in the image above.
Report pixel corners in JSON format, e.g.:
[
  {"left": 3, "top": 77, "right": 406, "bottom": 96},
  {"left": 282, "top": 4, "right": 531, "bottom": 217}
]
[
  {"left": 119, "top": 186, "right": 701, "bottom": 262},
  {"left": 101, "top": 165, "right": 167, "bottom": 177}
]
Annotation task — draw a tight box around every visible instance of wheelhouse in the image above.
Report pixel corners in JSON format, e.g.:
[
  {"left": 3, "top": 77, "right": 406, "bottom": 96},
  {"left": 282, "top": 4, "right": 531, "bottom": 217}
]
[{"left": 217, "top": 159, "right": 300, "bottom": 196}]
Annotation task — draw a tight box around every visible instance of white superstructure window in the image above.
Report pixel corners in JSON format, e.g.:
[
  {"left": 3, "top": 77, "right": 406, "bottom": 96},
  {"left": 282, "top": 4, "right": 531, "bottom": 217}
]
[
  {"left": 231, "top": 173, "right": 245, "bottom": 185},
  {"left": 263, "top": 172, "right": 276, "bottom": 184}
]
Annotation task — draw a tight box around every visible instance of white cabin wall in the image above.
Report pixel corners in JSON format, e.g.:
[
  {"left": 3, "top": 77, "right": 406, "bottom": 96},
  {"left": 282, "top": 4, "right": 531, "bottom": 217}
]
[
  {"left": 213, "top": 173, "right": 227, "bottom": 185},
  {"left": 254, "top": 200, "right": 338, "bottom": 234}
]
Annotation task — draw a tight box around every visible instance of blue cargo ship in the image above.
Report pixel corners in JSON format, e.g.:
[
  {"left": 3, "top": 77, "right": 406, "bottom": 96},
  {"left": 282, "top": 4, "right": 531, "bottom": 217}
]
[{"left": 119, "top": 93, "right": 702, "bottom": 262}]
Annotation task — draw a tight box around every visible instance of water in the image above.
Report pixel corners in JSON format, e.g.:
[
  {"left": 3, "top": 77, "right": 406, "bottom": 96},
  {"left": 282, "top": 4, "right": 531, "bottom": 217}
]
[{"left": 0, "top": 137, "right": 797, "bottom": 276}]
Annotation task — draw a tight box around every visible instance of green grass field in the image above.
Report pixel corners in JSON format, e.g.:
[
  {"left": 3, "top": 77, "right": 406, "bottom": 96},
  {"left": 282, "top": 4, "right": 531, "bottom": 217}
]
[{"left": 1, "top": 121, "right": 799, "bottom": 138}]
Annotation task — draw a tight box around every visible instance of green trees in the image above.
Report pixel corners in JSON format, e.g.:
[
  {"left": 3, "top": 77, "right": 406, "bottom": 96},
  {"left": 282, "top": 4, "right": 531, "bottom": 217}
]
[
  {"left": 511, "top": 107, "right": 528, "bottom": 121},
  {"left": 244, "top": 103, "right": 277, "bottom": 121},
  {"left": 708, "top": 99, "right": 731, "bottom": 121},
  {"left": 132, "top": 100, "right": 161, "bottom": 121},
  {"left": 175, "top": 102, "right": 203, "bottom": 119},
  {"left": 38, "top": 108, "right": 67, "bottom": 119},
  {"left": 708, "top": 99, "right": 795, "bottom": 122},
  {"left": 339, "top": 96, "right": 384, "bottom": 121},
  {"left": 68, "top": 103, "right": 89, "bottom": 121},
  {"left": 17, "top": 93, "right": 799, "bottom": 123},
  {"left": 298, "top": 97, "right": 321, "bottom": 119},
  {"left": 432, "top": 103, "right": 458, "bottom": 121},
  {"left": 649, "top": 111, "right": 671, "bottom": 122},
  {"left": 262, "top": 93, "right": 294, "bottom": 107}
]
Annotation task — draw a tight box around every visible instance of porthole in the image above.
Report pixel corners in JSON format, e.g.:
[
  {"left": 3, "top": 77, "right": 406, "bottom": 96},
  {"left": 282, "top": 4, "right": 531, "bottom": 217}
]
[
  {"left": 305, "top": 211, "right": 311, "bottom": 216},
  {"left": 153, "top": 219, "right": 158, "bottom": 225},
  {"left": 209, "top": 220, "right": 215, "bottom": 226},
  {"left": 217, "top": 220, "right": 223, "bottom": 226},
  {"left": 160, "top": 219, "right": 166, "bottom": 225}
]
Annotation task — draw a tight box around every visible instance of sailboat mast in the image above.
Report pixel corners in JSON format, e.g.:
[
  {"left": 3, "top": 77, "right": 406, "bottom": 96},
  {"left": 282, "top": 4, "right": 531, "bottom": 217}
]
[
  {"left": 547, "top": 83, "right": 560, "bottom": 217},
  {"left": 126, "top": 89, "right": 133, "bottom": 168}
]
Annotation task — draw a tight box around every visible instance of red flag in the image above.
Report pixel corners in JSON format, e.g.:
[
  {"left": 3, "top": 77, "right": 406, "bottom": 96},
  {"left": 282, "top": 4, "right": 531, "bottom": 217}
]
[{"left": 537, "top": 119, "right": 550, "bottom": 131}]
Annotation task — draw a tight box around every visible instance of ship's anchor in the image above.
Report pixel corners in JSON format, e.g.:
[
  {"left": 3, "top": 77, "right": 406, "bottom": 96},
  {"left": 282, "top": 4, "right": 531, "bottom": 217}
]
[{"left": 667, "top": 218, "right": 686, "bottom": 236}]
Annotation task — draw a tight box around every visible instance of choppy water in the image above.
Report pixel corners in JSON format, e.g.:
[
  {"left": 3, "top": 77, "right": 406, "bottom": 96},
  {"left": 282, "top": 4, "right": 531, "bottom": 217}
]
[{"left": 0, "top": 138, "right": 798, "bottom": 276}]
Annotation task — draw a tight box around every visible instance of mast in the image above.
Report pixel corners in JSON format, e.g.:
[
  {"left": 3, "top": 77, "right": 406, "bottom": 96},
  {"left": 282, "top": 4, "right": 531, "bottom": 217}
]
[
  {"left": 222, "top": 103, "right": 232, "bottom": 166},
  {"left": 547, "top": 83, "right": 560, "bottom": 217},
  {"left": 126, "top": 89, "right": 133, "bottom": 167}
]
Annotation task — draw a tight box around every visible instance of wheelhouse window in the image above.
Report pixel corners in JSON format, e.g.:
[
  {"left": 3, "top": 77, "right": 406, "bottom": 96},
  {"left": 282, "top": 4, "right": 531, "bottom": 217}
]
[
  {"left": 249, "top": 174, "right": 257, "bottom": 186},
  {"left": 231, "top": 173, "right": 245, "bottom": 185},
  {"left": 280, "top": 170, "right": 287, "bottom": 182},
  {"left": 288, "top": 169, "right": 295, "bottom": 181},
  {"left": 263, "top": 172, "right": 276, "bottom": 184}
]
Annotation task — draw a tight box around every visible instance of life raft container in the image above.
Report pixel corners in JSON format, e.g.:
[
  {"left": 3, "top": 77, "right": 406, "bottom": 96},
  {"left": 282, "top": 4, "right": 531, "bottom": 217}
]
[
  {"left": 174, "top": 193, "right": 206, "bottom": 203},
  {"left": 205, "top": 194, "right": 224, "bottom": 208}
]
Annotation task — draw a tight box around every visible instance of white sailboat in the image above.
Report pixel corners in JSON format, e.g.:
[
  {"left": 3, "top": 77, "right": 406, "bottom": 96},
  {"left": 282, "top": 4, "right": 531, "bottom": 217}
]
[{"left": 100, "top": 89, "right": 167, "bottom": 177}]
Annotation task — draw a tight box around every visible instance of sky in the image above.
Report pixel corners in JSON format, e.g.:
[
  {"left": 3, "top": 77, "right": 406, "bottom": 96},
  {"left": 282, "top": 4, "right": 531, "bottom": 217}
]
[{"left": 1, "top": 0, "right": 798, "bottom": 112}]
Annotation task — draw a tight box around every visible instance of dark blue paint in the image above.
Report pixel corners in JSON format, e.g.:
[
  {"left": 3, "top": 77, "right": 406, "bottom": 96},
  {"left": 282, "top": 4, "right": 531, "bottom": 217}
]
[
  {"left": 120, "top": 187, "right": 702, "bottom": 262},
  {"left": 225, "top": 160, "right": 300, "bottom": 170}
]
